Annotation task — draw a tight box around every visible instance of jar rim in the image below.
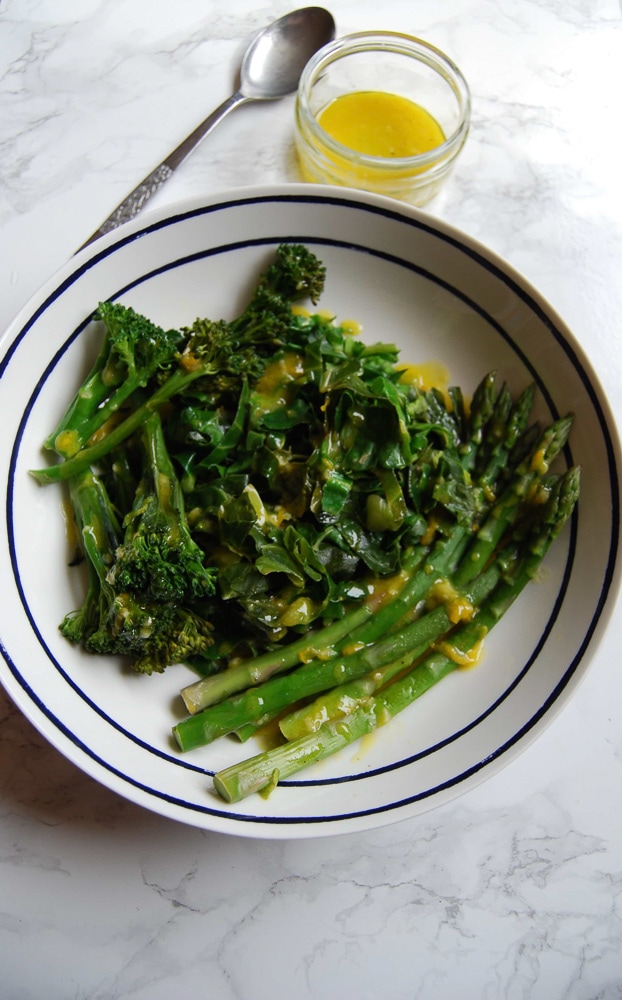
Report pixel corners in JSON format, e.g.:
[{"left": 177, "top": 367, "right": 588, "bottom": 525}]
[{"left": 296, "top": 30, "right": 472, "bottom": 171}]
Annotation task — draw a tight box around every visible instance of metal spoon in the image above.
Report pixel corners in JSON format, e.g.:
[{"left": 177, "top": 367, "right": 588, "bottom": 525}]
[{"left": 80, "top": 7, "right": 336, "bottom": 249}]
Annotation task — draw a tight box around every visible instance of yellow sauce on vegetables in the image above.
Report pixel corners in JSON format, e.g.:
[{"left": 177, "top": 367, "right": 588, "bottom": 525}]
[
  {"left": 255, "top": 352, "right": 304, "bottom": 393},
  {"left": 54, "top": 428, "right": 80, "bottom": 457},
  {"left": 434, "top": 633, "right": 487, "bottom": 669},
  {"left": 366, "top": 567, "right": 410, "bottom": 611},
  {"left": 396, "top": 360, "right": 450, "bottom": 396},
  {"left": 340, "top": 318, "right": 363, "bottom": 336},
  {"left": 253, "top": 352, "right": 304, "bottom": 413},
  {"left": 317, "top": 91, "right": 446, "bottom": 159},
  {"left": 61, "top": 493, "right": 80, "bottom": 551},
  {"left": 426, "top": 578, "right": 475, "bottom": 624}
]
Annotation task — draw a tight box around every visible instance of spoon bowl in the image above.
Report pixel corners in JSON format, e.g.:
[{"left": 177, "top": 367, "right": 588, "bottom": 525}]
[
  {"left": 81, "top": 7, "right": 336, "bottom": 248},
  {"left": 241, "top": 7, "right": 337, "bottom": 99}
]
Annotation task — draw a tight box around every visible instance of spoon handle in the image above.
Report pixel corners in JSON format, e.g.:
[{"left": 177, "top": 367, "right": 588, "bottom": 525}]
[{"left": 78, "top": 91, "right": 248, "bottom": 251}]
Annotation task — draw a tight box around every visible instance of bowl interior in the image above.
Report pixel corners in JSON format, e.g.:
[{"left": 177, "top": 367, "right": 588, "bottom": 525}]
[{"left": 0, "top": 186, "right": 619, "bottom": 838}]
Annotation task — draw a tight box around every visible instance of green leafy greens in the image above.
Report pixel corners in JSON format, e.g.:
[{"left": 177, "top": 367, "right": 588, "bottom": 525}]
[{"left": 32, "top": 244, "right": 579, "bottom": 799}]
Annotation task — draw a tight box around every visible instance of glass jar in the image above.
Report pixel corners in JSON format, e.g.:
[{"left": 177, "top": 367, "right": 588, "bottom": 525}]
[{"left": 294, "top": 31, "right": 471, "bottom": 207}]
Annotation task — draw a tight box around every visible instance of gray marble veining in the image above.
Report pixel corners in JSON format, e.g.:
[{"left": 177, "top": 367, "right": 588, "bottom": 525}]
[{"left": 1, "top": 1, "right": 622, "bottom": 997}]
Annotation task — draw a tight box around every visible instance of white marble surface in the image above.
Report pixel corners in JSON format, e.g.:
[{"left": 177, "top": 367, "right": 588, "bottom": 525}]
[{"left": 2, "top": 0, "right": 622, "bottom": 996}]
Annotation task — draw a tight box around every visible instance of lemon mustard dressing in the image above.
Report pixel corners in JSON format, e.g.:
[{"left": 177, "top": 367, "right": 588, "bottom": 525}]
[{"left": 317, "top": 90, "right": 445, "bottom": 159}]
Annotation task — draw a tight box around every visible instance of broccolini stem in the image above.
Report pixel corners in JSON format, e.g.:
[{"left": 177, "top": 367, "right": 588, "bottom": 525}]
[
  {"left": 30, "top": 364, "right": 209, "bottom": 485},
  {"left": 44, "top": 344, "right": 116, "bottom": 456},
  {"left": 58, "top": 467, "right": 122, "bottom": 645}
]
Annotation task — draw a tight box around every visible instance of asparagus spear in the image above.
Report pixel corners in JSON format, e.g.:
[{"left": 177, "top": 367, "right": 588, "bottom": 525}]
[
  {"left": 213, "top": 467, "right": 580, "bottom": 802},
  {"left": 452, "top": 415, "right": 573, "bottom": 590},
  {"left": 278, "top": 558, "right": 505, "bottom": 741},
  {"left": 456, "top": 370, "right": 497, "bottom": 472},
  {"left": 475, "top": 383, "right": 535, "bottom": 488}
]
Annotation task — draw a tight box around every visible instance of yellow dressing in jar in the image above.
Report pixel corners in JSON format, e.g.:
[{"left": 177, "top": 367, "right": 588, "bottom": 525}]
[
  {"left": 317, "top": 90, "right": 445, "bottom": 159},
  {"left": 295, "top": 31, "right": 471, "bottom": 206}
]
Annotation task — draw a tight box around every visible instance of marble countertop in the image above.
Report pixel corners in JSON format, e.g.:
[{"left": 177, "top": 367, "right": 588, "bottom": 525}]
[{"left": 2, "top": 1, "right": 622, "bottom": 996}]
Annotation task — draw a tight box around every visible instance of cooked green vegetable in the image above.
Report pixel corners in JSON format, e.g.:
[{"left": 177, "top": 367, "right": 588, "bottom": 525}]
[
  {"left": 110, "top": 410, "right": 217, "bottom": 604},
  {"left": 33, "top": 245, "right": 335, "bottom": 672},
  {"left": 32, "top": 244, "right": 579, "bottom": 796},
  {"left": 59, "top": 465, "right": 214, "bottom": 674},
  {"left": 173, "top": 558, "right": 504, "bottom": 752},
  {"left": 213, "top": 467, "right": 580, "bottom": 803},
  {"left": 172, "top": 446, "right": 574, "bottom": 751},
  {"left": 31, "top": 243, "right": 325, "bottom": 484},
  {"left": 45, "top": 302, "right": 183, "bottom": 459}
]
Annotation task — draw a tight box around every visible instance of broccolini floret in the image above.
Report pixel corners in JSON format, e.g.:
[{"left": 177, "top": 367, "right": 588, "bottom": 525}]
[
  {"left": 176, "top": 244, "right": 326, "bottom": 380},
  {"left": 60, "top": 466, "right": 214, "bottom": 673},
  {"left": 131, "top": 607, "right": 215, "bottom": 675},
  {"left": 45, "top": 302, "right": 182, "bottom": 459},
  {"left": 60, "top": 467, "right": 166, "bottom": 653},
  {"left": 110, "top": 411, "right": 217, "bottom": 603},
  {"left": 235, "top": 242, "right": 326, "bottom": 331},
  {"left": 264, "top": 242, "right": 326, "bottom": 304}
]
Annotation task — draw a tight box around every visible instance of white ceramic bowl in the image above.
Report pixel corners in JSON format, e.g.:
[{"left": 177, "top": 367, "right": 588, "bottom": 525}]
[{"left": 1, "top": 184, "right": 620, "bottom": 839}]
